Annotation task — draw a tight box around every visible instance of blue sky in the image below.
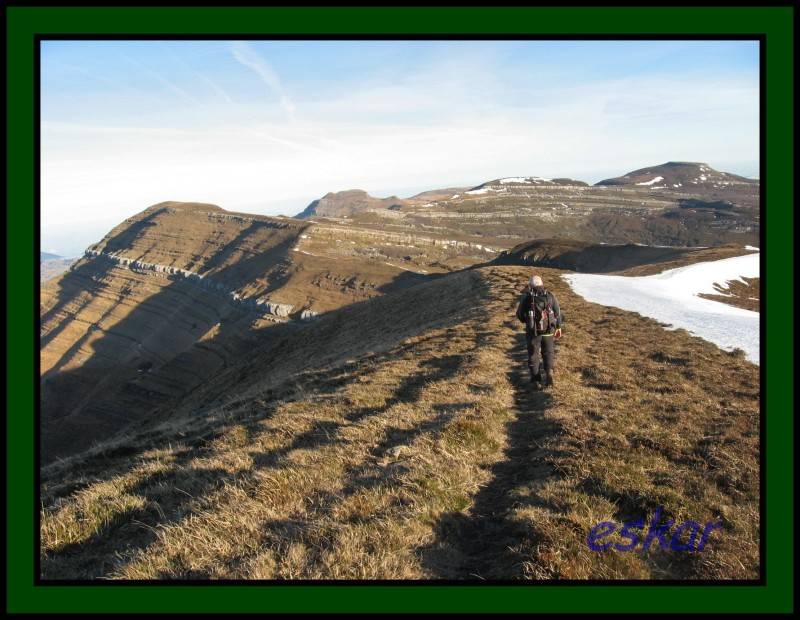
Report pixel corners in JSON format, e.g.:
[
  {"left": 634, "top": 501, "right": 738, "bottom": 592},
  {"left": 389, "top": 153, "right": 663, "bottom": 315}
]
[{"left": 41, "top": 40, "right": 759, "bottom": 256}]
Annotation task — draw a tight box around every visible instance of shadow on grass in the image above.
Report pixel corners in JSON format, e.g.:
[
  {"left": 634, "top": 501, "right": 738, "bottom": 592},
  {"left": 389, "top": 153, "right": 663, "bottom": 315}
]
[
  {"left": 41, "top": 450, "right": 239, "bottom": 579},
  {"left": 419, "top": 330, "right": 566, "bottom": 579},
  {"left": 40, "top": 274, "right": 495, "bottom": 579}
]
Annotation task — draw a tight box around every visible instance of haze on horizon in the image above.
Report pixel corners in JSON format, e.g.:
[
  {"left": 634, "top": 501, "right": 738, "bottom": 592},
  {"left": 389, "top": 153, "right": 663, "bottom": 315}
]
[{"left": 41, "top": 39, "right": 759, "bottom": 257}]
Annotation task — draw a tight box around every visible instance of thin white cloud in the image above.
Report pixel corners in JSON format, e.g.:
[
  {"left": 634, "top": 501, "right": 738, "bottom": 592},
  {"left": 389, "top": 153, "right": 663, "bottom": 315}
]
[
  {"left": 65, "top": 65, "right": 146, "bottom": 97},
  {"left": 121, "top": 54, "right": 203, "bottom": 107},
  {"left": 160, "top": 44, "right": 236, "bottom": 106},
  {"left": 230, "top": 41, "right": 295, "bottom": 119},
  {"left": 198, "top": 73, "right": 236, "bottom": 105}
]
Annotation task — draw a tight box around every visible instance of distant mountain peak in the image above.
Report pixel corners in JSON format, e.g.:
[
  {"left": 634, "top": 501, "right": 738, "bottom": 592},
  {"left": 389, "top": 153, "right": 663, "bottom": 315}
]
[
  {"left": 596, "top": 162, "right": 757, "bottom": 189},
  {"left": 295, "top": 190, "right": 406, "bottom": 219}
]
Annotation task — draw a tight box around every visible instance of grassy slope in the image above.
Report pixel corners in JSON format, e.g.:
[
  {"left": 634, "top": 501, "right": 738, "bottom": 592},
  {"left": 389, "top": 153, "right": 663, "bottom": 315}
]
[
  {"left": 494, "top": 238, "right": 753, "bottom": 276},
  {"left": 40, "top": 266, "right": 759, "bottom": 580},
  {"left": 699, "top": 277, "right": 760, "bottom": 312},
  {"left": 616, "top": 246, "right": 756, "bottom": 276}
]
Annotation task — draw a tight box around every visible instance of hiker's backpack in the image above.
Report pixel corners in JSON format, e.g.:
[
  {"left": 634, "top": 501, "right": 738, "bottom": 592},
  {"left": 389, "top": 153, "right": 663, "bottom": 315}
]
[{"left": 527, "top": 289, "right": 556, "bottom": 335}]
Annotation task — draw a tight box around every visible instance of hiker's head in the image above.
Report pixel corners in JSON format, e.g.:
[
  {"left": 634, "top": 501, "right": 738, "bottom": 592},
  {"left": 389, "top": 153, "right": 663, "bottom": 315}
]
[{"left": 529, "top": 275, "right": 544, "bottom": 289}]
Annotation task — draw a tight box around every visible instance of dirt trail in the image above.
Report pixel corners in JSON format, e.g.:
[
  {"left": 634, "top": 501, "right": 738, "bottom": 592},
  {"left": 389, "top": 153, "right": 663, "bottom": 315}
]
[{"left": 419, "top": 267, "right": 571, "bottom": 578}]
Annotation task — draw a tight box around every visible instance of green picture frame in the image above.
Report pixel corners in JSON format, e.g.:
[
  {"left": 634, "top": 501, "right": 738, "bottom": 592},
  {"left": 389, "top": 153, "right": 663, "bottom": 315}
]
[{"left": 7, "top": 3, "right": 794, "bottom": 614}]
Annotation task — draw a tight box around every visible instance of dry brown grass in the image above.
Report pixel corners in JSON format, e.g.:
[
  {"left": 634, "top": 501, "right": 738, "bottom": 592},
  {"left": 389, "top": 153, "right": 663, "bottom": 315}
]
[
  {"left": 699, "top": 277, "right": 760, "bottom": 312},
  {"left": 40, "top": 266, "right": 760, "bottom": 580}
]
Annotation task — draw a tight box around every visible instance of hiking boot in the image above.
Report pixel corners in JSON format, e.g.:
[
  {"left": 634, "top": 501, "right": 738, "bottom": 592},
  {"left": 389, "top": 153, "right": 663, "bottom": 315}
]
[
  {"left": 544, "top": 370, "right": 555, "bottom": 387},
  {"left": 531, "top": 379, "right": 543, "bottom": 392}
]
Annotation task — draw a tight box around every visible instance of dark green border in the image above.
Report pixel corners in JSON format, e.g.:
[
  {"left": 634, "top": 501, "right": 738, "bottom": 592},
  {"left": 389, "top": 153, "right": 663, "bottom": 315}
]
[{"left": 7, "top": 5, "right": 794, "bottom": 614}]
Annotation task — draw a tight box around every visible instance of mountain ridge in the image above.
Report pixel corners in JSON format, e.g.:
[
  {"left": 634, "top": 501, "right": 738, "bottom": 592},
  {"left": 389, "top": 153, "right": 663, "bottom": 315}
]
[
  {"left": 295, "top": 189, "right": 406, "bottom": 219},
  {"left": 595, "top": 161, "right": 757, "bottom": 189},
  {"left": 40, "top": 157, "right": 760, "bottom": 466},
  {"left": 40, "top": 263, "right": 760, "bottom": 580},
  {"left": 291, "top": 163, "right": 758, "bottom": 249}
]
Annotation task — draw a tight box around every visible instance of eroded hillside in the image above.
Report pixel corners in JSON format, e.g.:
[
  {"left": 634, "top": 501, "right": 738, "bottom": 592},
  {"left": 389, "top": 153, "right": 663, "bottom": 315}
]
[
  {"left": 40, "top": 201, "right": 468, "bottom": 461},
  {"left": 40, "top": 265, "right": 759, "bottom": 580}
]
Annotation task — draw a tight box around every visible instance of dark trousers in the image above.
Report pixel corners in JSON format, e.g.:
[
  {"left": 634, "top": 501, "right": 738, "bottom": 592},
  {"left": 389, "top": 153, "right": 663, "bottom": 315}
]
[{"left": 526, "top": 332, "right": 555, "bottom": 379}]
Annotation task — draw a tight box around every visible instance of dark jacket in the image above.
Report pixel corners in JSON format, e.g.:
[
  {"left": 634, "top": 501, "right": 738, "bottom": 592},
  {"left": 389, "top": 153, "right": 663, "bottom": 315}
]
[{"left": 516, "top": 287, "right": 562, "bottom": 334}]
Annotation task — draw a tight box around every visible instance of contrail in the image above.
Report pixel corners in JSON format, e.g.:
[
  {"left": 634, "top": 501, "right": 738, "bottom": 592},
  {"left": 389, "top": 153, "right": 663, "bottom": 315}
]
[
  {"left": 121, "top": 53, "right": 203, "bottom": 107},
  {"left": 160, "top": 43, "right": 236, "bottom": 106},
  {"left": 230, "top": 41, "right": 296, "bottom": 120}
]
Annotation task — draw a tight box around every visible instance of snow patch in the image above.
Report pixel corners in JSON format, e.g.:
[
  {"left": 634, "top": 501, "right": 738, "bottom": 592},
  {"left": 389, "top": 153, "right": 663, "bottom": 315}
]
[
  {"left": 384, "top": 262, "right": 427, "bottom": 274},
  {"left": 562, "top": 252, "right": 760, "bottom": 364},
  {"left": 636, "top": 176, "right": 664, "bottom": 186},
  {"left": 498, "top": 176, "right": 552, "bottom": 184}
]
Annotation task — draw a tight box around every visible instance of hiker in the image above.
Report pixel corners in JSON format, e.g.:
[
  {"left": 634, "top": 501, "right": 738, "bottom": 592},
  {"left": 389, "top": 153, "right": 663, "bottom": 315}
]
[{"left": 515, "top": 274, "right": 563, "bottom": 390}]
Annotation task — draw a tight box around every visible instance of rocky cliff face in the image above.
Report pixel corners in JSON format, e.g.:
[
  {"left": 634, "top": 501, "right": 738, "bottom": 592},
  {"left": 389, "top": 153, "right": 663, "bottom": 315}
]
[
  {"left": 81, "top": 249, "right": 295, "bottom": 317},
  {"left": 39, "top": 201, "right": 438, "bottom": 462},
  {"left": 40, "top": 203, "right": 308, "bottom": 459}
]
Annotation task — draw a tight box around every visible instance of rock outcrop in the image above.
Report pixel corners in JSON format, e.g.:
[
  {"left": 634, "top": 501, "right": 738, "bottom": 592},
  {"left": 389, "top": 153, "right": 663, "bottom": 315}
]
[
  {"left": 83, "top": 249, "right": 294, "bottom": 318},
  {"left": 40, "top": 203, "right": 314, "bottom": 461},
  {"left": 295, "top": 190, "right": 406, "bottom": 219}
]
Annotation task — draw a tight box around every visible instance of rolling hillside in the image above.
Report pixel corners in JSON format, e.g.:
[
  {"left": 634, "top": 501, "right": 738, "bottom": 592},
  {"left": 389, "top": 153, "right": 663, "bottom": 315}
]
[
  {"left": 40, "top": 201, "right": 504, "bottom": 461},
  {"left": 493, "top": 238, "right": 753, "bottom": 275},
  {"left": 40, "top": 264, "right": 759, "bottom": 580},
  {"left": 296, "top": 163, "right": 759, "bottom": 250}
]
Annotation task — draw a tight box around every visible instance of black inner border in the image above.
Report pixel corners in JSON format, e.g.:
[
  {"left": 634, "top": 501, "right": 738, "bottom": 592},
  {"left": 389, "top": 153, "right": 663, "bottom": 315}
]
[{"left": 33, "top": 32, "right": 767, "bottom": 588}]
